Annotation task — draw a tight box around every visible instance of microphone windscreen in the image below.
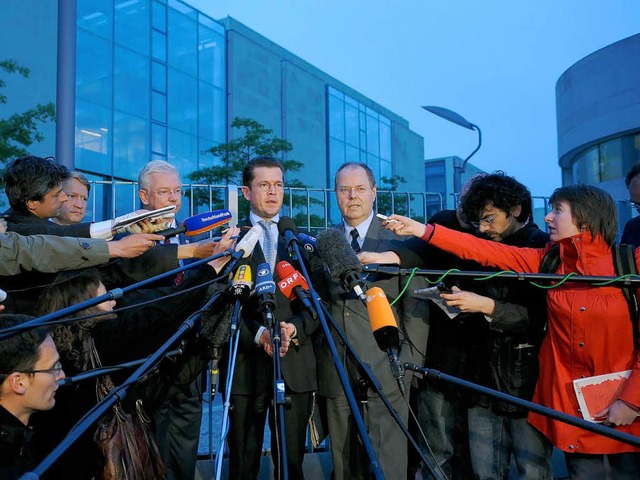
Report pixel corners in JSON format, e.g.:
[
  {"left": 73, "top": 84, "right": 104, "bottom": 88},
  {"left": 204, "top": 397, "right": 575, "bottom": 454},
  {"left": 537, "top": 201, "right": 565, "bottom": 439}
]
[
  {"left": 0, "top": 288, "right": 6, "bottom": 303},
  {"left": 182, "top": 209, "right": 232, "bottom": 236},
  {"left": 235, "top": 224, "right": 262, "bottom": 257},
  {"left": 230, "top": 263, "right": 252, "bottom": 300},
  {"left": 366, "top": 286, "right": 400, "bottom": 351},
  {"left": 296, "top": 232, "right": 320, "bottom": 258},
  {"left": 255, "top": 262, "right": 276, "bottom": 295},
  {"left": 277, "top": 216, "right": 298, "bottom": 237},
  {"left": 275, "top": 261, "right": 309, "bottom": 300},
  {"left": 316, "top": 228, "right": 362, "bottom": 282}
]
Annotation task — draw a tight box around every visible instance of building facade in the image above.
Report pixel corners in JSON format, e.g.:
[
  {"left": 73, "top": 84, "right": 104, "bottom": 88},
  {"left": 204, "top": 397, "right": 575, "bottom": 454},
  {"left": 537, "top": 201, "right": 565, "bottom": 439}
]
[
  {"left": 556, "top": 33, "right": 640, "bottom": 225},
  {"left": 1, "top": 0, "right": 425, "bottom": 225}
]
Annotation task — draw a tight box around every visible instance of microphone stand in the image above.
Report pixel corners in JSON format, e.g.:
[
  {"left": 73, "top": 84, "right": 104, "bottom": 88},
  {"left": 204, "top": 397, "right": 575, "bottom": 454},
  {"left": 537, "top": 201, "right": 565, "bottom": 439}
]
[
  {"left": 214, "top": 295, "right": 245, "bottom": 480},
  {"left": 288, "top": 239, "right": 384, "bottom": 480},
  {"left": 20, "top": 301, "right": 210, "bottom": 480},
  {"left": 261, "top": 291, "right": 289, "bottom": 480},
  {"left": 405, "top": 364, "right": 640, "bottom": 448},
  {"left": 0, "top": 249, "right": 232, "bottom": 340},
  {"left": 318, "top": 302, "right": 442, "bottom": 479},
  {"left": 363, "top": 265, "right": 640, "bottom": 286},
  {"left": 58, "top": 348, "right": 183, "bottom": 387}
]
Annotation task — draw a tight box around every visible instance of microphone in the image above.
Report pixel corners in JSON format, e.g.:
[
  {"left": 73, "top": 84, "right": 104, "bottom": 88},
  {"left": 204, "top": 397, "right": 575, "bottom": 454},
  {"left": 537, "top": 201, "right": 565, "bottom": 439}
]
[
  {"left": 157, "top": 209, "right": 233, "bottom": 238},
  {"left": 235, "top": 224, "right": 263, "bottom": 258},
  {"left": 277, "top": 216, "right": 298, "bottom": 249},
  {"left": 275, "top": 261, "right": 315, "bottom": 316},
  {"left": 255, "top": 263, "right": 277, "bottom": 322},
  {"left": 0, "top": 288, "right": 6, "bottom": 303},
  {"left": 366, "top": 286, "right": 406, "bottom": 397},
  {"left": 221, "top": 224, "right": 262, "bottom": 276},
  {"left": 296, "top": 232, "right": 320, "bottom": 258},
  {"left": 316, "top": 228, "right": 367, "bottom": 303},
  {"left": 229, "top": 263, "right": 253, "bottom": 302}
]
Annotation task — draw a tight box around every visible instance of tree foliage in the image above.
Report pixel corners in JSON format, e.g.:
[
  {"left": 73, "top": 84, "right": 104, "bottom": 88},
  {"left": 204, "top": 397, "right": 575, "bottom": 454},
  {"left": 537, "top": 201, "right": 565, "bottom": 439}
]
[
  {"left": 0, "top": 60, "right": 56, "bottom": 166},
  {"left": 188, "top": 117, "right": 316, "bottom": 222}
]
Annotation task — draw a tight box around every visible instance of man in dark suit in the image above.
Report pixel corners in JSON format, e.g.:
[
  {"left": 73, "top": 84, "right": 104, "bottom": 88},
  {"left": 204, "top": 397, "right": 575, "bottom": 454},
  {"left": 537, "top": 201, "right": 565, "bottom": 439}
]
[
  {"left": 137, "top": 160, "right": 220, "bottom": 480},
  {"left": 317, "top": 162, "right": 428, "bottom": 480},
  {"left": 622, "top": 163, "right": 640, "bottom": 246},
  {"left": 221, "top": 156, "right": 321, "bottom": 479}
]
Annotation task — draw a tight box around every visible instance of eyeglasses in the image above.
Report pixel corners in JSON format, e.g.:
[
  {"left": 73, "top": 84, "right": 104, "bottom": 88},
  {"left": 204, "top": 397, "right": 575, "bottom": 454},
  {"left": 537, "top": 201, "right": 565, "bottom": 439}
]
[
  {"left": 253, "top": 182, "right": 285, "bottom": 192},
  {"left": 336, "top": 186, "right": 372, "bottom": 196},
  {"left": 470, "top": 214, "right": 497, "bottom": 228},
  {"left": 148, "top": 188, "right": 182, "bottom": 198},
  {"left": 22, "top": 361, "right": 64, "bottom": 378}
]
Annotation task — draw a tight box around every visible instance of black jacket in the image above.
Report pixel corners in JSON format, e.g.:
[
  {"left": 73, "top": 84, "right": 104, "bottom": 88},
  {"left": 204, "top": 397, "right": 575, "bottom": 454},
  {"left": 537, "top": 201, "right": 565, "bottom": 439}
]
[
  {"left": 0, "top": 405, "right": 34, "bottom": 480},
  {"left": 408, "top": 210, "right": 549, "bottom": 415}
]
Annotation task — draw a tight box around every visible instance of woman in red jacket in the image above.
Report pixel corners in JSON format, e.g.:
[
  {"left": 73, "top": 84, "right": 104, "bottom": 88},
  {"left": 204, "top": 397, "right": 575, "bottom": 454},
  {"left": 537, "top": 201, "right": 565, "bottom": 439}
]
[{"left": 385, "top": 184, "right": 640, "bottom": 480}]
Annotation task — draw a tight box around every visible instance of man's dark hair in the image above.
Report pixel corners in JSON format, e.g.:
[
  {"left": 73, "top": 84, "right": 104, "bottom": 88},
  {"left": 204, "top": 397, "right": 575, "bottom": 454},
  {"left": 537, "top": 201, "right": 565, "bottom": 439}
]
[
  {"left": 242, "top": 156, "right": 285, "bottom": 187},
  {"left": 549, "top": 184, "right": 618, "bottom": 246},
  {"left": 0, "top": 314, "right": 49, "bottom": 385},
  {"left": 625, "top": 163, "right": 640, "bottom": 188},
  {"left": 460, "top": 171, "right": 533, "bottom": 223},
  {"left": 5, "top": 156, "right": 70, "bottom": 214},
  {"left": 334, "top": 162, "right": 376, "bottom": 189}
]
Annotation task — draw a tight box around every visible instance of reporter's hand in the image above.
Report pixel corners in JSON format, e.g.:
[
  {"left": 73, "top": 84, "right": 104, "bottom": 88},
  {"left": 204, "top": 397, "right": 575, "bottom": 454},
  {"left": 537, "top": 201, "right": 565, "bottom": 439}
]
[
  {"left": 358, "top": 251, "right": 400, "bottom": 265},
  {"left": 208, "top": 226, "right": 240, "bottom": 272},
  {"left": 440, "top": 286, "right": 496, "bottom": 316},
  {"left": 0, "top": 218, "right": 7, "bottom": 234},
  {"left": 107, "top": 233, "right": 164, "bottom": 258},
  {"left": 384, "top": 214, "right": 428, "bottom": 238}
]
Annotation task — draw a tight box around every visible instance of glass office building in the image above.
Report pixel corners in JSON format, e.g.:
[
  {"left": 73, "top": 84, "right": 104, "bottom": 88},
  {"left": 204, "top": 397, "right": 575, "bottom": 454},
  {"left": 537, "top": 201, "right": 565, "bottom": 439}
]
[
  {"left": 71, "top": 0, "right": 226, "bottom": 216},
  {"left": 75, "top": 0, "right": 226, "bottom": 180}
]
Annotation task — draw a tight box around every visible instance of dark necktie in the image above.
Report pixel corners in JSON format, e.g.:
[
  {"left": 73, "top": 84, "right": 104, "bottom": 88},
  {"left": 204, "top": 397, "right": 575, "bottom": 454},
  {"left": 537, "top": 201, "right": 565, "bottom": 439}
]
[{"left": 350, "top": 228, "right": 361, "bottom": 253}]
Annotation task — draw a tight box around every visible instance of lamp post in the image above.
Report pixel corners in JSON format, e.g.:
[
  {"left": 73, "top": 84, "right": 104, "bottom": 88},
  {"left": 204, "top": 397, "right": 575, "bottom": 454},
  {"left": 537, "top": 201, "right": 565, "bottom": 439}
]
[{"left": 422, "top": 106, "right": 482, "bottom": 194}]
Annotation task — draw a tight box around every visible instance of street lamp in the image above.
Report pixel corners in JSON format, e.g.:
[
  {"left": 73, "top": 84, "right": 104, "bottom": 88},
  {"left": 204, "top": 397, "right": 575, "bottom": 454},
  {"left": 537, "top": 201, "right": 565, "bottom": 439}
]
[{"left": 422, "top": 105, "right": 482, "bottom": 193}]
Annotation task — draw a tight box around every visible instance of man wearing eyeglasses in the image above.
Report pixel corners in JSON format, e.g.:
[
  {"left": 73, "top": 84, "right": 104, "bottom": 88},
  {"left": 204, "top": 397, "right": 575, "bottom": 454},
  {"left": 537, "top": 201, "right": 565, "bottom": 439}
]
[
  {"left": 0, "top": 314, "right": 65, "bottom": 478},
  {"left": 621, "top": 164, "right": 640, "bottom": 246},
  {"left": 137, "top": 159, "right": 217, "bottom": 480},
  {"left": 314, "top": 162, "right": 429, "bottom": 480},
  {"left": 220, "top": 156, "right": 321, "bottom": 480},
  {"left": 421, "top": 172, "right": 552, "bottom": 479}
]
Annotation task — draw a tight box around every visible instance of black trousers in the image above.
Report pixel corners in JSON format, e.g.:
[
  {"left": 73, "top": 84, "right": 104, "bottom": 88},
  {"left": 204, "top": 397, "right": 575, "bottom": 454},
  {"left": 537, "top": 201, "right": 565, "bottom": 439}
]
[{"left": 227, "top": 389, "right": 313, "bottom": 480}]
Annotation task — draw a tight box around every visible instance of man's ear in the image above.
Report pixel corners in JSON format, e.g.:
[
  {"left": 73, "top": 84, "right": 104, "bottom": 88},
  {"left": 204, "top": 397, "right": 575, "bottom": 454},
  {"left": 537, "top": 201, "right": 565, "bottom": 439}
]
[
  {"left": 241, "top": 186, "right": 251, "bottom": 202},
  {"left": 511, "top": 204, "right": 522, "bottom": 218},
  {"left": 138, "top": 189, "right": 150, "bottom": 207},
  {"left": 25, "top": 199, "right": 39, "bottom": 214},
  {"left": 8, "top": 373, "right": 28, "bottom": 395}
]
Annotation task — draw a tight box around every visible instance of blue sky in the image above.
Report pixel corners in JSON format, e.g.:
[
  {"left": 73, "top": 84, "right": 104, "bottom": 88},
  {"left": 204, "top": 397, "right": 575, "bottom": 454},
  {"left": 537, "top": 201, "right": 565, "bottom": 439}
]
[{"left": 190, "top": 0, "right": 640, "bottom": 196}]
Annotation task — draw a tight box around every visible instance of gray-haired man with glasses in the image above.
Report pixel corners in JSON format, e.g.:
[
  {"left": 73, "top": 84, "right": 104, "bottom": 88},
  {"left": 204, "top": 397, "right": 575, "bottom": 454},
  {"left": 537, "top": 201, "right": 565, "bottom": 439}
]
[{"left": 0, "top": 314, "right": 64, "bottom": 478}]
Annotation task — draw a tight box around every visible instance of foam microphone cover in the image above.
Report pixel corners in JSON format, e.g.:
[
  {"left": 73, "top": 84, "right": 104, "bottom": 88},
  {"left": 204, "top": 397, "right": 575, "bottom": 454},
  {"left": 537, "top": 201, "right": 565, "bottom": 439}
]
[
  {"left": 316, "top": 228, "right": 363, "bottom": 283},
  {"left": 235, "top": 224, "right": 263, "bottom": 258},
  {"left": 366, "top": 287, "right": 400, "bottom": 351},
  {"left": 296, "top": 232, "right": 320, "bottom": 258},
  {"left": 182, "top": 209, "right": 232, "bottom": 236},
  {"left": 277, "top": 216, "right": 298, "bottom": 237},
  {"left": 275, "top": 261, "right": 309, "bottom": 300},
  {"left": 230, "top": 262, "right": 252, "bottom": 300}
]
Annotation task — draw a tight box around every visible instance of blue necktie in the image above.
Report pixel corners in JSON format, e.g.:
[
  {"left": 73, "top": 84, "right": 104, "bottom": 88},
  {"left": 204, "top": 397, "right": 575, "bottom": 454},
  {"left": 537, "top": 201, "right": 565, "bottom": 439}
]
[
  {"left": 350, "top": 228, "right": 361, "bottom": 253},
  {"left": 259, "top": 220, "right": 276, "bottom": 271}
]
